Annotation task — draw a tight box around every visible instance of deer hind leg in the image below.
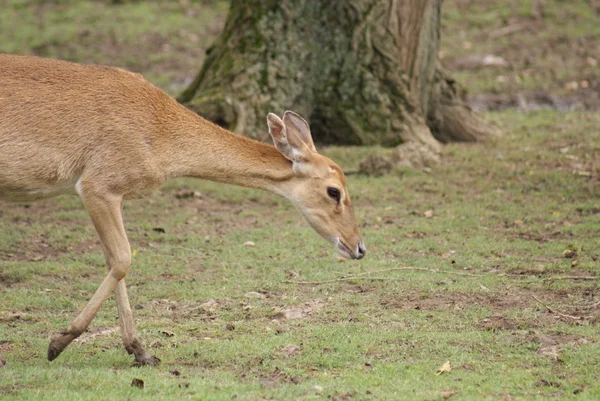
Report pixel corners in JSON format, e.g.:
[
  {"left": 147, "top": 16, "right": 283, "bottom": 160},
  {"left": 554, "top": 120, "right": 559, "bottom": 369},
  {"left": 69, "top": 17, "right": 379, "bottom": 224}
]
[
  {"left": 115, "top": 279, "right": 159, "bottom": 366},
  {"left": 48, "top": 187, "right": 155, "bottom": 365}
]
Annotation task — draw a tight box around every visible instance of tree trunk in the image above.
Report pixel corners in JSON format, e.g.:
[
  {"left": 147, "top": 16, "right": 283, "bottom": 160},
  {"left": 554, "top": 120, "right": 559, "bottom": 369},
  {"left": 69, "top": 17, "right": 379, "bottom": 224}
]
[{"left": 179, "top": 0, "right": 498, "bottom": 165}]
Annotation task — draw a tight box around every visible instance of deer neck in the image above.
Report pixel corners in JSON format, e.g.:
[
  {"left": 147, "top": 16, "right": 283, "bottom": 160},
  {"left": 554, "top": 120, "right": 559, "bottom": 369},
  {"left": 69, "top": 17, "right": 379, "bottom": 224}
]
[{"left": 160, "top": 112, "right": 295, "bottom": 197}]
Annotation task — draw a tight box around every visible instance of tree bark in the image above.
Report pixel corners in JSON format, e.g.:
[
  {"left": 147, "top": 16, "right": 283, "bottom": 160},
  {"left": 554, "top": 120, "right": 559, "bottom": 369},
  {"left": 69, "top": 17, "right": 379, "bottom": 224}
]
[{"left": 179, "top": 0, "right": 498, "bottom": 164}]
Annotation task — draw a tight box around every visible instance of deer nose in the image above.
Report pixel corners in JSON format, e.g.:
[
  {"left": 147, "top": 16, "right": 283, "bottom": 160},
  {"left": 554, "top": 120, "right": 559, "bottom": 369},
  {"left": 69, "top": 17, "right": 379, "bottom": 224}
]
[{"left": 356, "top": 240, "right": 367, "bottom": 259}]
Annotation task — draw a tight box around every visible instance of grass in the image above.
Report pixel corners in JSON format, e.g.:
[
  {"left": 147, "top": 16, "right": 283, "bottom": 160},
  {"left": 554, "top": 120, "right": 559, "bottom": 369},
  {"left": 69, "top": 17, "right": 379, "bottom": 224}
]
[
  {"left": 442, "top": 0, "right": 599, "bottom": 108},
  {"left": 0, "top": 0, "right": 228, "bottom": 95},
  {"left": 1, "top": 1, "right": 600, "bottom": 400},
  {"left": 2, "top": 110, "right": 599, "bottom": 400}
]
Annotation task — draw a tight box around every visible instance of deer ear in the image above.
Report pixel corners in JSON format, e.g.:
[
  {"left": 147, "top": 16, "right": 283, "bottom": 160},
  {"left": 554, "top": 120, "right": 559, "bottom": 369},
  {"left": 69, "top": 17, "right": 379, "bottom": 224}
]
[
  {"left": 267, "top": 112, "right": 312, "bottom": 162},
  {"left": 283, "top": 110, "right": 316, "bottom": 152}
]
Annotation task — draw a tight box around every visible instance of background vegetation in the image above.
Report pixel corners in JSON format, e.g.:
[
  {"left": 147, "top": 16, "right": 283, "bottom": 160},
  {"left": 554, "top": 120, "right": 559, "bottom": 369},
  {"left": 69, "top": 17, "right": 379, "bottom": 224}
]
[{"left": 1, "top": 1, "right": 599, "bottom": 400}]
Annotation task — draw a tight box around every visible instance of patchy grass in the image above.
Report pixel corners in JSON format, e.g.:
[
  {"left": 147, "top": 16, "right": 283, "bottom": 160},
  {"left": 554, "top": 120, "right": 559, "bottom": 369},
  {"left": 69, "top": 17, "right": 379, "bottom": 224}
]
[
  {"left": 442, "top": 0, "right": 600, "bottom": 110},
  {"left": 1, "top": 111, "right": 599, "bottom": 400},
  {"left": 1, "top": 1, "right": 600, "bottom": 400},
  {"left": 0, "top": 0, "right": 228, "bottom": 95}
]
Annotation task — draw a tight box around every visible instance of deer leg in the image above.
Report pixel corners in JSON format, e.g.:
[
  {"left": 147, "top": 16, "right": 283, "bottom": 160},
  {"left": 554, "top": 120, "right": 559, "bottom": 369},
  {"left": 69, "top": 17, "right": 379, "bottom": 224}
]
[
  {"left": 48, "top": 191, "right": 132, "bottom": 362},
  {"left": 115, "top": 279, "right": 160, "bottom": 366}
]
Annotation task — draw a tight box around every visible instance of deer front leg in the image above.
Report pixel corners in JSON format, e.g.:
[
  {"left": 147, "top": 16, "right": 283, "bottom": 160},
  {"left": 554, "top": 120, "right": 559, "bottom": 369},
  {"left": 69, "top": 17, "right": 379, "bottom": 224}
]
[{"left": 47, "top": 270, "right": 121, "bottom": 360}]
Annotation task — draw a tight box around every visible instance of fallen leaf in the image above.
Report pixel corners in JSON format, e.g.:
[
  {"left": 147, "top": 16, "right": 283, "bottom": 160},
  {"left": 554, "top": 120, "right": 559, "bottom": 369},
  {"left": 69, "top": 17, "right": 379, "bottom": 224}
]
[
  {"left": 436, "top": 360, "right": 451, "bottom": 375},
  {"left": 244, "top": 291, "right": 265, "bottom": 299}
]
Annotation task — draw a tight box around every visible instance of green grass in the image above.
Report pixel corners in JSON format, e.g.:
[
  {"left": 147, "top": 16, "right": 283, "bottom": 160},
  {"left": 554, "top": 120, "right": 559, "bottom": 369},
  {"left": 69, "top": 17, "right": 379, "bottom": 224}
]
[
  {"left": 0, "top": 0, "right": 228, "bottom": 95},
  {"left": 2, "top": 111, "right": 599, "bottom": 400},
  {"left": 442, "top": 0, "right": 599, "bottom": 102}
]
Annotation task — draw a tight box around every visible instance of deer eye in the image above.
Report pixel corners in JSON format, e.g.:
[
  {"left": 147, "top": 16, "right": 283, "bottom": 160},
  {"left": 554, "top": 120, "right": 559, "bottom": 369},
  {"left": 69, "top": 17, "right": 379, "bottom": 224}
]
[{"left": 327, "top": 187, "right": 341, "bottom": 202}]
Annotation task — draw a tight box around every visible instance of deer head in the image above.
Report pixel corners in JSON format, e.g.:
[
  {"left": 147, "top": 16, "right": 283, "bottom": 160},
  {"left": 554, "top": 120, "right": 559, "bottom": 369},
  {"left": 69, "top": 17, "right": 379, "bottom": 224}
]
[{"left": 267, "top": 111, "right": 366, "bottom": 260}]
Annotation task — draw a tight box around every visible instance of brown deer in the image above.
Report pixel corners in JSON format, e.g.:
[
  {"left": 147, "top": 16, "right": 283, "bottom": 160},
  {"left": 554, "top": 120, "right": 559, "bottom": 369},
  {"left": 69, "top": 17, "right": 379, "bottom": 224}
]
[{"left": 0, "top": 54, "right": 366, "bottom": 366}]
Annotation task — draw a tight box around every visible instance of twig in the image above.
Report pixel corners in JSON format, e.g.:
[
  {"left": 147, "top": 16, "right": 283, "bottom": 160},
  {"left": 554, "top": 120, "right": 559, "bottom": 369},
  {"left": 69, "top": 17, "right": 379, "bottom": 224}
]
[
  {"left": 283, "top": 266, "right": 485, "bottom": 285},
  {"left": 531, "top": 295, "right": 585, "bottom": 321}
]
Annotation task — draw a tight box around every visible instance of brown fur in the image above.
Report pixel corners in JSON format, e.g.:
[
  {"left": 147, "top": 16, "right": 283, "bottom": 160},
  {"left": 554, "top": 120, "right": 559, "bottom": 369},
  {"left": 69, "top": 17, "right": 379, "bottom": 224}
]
[{"left": 0, "top": 54, "right": 364, "bottom": 365}]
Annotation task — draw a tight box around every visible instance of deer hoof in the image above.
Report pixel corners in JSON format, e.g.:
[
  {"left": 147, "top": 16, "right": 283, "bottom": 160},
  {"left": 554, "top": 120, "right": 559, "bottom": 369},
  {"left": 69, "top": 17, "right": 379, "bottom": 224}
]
[
  {"left": 132, "top": 355, "right": 161, "bottom": 367},
  {"left": 48, "top": 332, "right": 79, "bottom": 361}
]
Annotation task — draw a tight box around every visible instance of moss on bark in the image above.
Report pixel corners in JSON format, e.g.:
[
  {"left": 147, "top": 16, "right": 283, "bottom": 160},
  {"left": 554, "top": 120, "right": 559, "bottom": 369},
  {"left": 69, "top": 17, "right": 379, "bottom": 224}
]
[{"left": 180, "top": 0, "right": 498, "bottom": 159}]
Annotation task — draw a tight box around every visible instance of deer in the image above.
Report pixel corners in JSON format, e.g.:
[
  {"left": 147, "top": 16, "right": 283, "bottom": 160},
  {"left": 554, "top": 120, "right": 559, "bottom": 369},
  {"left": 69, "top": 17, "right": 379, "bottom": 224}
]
[{"left": 0, "top": 54, "right": 366, "bottom": 366}]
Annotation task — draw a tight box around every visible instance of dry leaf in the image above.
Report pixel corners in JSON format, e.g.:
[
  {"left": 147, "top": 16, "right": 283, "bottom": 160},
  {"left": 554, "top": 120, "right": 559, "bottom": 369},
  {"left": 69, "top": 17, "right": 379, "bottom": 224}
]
[{"left": 436, "top": 360, "right": 451, "bottom": 375}]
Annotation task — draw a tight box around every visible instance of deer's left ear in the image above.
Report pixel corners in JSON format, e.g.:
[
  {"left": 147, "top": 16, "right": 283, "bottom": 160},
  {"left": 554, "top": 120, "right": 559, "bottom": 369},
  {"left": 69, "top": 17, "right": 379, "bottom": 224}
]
[
  {"left": 267, "top": 112, "right": 313, "bottom": 163},
  {"left": 283, "top": 110, "right": 317, "bottom": 153}
]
